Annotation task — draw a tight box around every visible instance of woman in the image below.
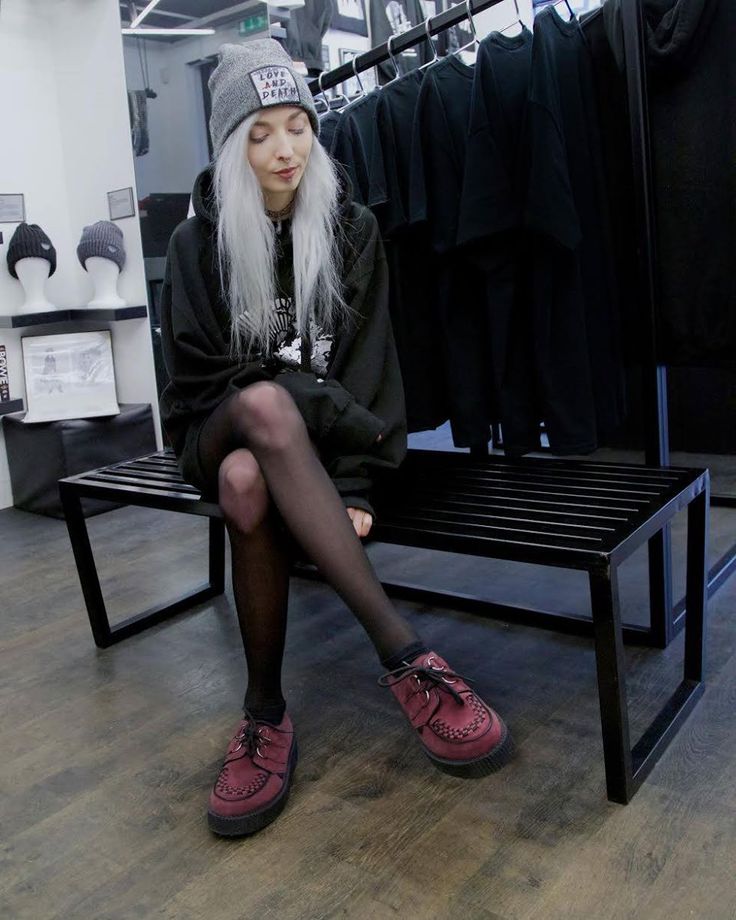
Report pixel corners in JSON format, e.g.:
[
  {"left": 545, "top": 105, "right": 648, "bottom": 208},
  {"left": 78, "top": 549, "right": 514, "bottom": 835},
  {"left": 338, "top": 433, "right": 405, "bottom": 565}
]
[{"left": 160, "top": 40, "right": 512, "bottom": 838}]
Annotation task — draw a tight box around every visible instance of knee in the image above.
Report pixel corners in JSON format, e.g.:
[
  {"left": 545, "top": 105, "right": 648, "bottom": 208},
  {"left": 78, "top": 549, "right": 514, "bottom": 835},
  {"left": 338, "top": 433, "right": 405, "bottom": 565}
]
[
  {"left": 218, "top": 450, "right": 270, "bottom": 534},
  {"left": 234, "top": 381, "right": 302, "bottom": 452}
]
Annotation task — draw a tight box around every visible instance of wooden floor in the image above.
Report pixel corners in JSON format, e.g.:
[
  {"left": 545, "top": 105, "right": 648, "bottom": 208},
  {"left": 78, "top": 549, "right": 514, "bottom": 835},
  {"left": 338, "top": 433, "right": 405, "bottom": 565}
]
[{"left": 1, "top": 479, "right": 736, "bottom": 918}]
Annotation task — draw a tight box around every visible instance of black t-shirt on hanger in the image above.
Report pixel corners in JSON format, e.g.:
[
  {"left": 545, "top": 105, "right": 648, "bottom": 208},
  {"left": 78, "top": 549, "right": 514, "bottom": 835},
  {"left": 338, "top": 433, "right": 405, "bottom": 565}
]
[
  {"left": 375, "top": 70, "right": 425, "bottom": 236},
  {"left": 318, "top": 109, "right": 341, "bottom": 155},
  {"left": 333, "top": 89, "right": 388, "bottom": 209},
  {"left": 329, "top": 108, "right": 371, "bottom": 205},
  {"left": 458, "top": 27, "right": 533, "bottom": 247},
  {"left": 409, "top": 55, "right": 496, "bottom": 449},
  {"left": 525, "top": 7, "right": 624, "bottom": 451},
  {"left": 372, "top": 68, "right": 450, "bottom": 433},
  {"left": 456, "top": 28, "right": 540, "bottom": 455}
]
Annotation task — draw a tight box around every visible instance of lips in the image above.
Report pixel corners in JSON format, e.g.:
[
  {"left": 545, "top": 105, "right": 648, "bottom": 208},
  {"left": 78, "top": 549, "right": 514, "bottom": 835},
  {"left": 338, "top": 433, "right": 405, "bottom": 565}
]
[{"left": 275, "top": 167, "right": 298, "bottom": 180}]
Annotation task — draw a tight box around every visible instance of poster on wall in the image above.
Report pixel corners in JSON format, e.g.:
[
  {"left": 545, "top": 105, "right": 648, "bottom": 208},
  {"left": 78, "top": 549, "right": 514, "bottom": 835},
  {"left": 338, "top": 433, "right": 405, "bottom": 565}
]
[
  {"left": 332, "top": 0, "right": 369, "bottom": 35},
  {"left": 21, "top": 331, "right": 120, "bottom": 423},
  {"left": 0, "top": 194, "right": 26, "bottom": 224},
  {"left": 107, "top": 187, "right": 136, "bottom": 221}
]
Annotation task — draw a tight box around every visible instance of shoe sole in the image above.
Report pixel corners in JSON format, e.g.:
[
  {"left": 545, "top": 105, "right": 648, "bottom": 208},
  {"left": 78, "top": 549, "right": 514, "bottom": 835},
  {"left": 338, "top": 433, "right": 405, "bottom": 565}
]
[
  {"left": 426, "top": 722, "right": 514, "bottom": 778},
  {"left": 207, "top": 740, "right": 299, "bottom": 837}
]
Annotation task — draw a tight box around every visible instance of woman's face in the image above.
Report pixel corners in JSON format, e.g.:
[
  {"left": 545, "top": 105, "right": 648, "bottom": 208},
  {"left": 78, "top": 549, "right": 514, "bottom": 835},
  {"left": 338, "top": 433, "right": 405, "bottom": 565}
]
[{"left": 246, "top": 105, "right": 313, "bottom": 209}]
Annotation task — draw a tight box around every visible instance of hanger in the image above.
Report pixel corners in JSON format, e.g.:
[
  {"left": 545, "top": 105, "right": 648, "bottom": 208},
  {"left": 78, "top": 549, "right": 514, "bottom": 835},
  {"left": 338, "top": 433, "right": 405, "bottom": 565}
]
[
  {"left": 455, "top": 0, "right": 479, "bottom": 56},
  {"left": 501, "top": 0, "right": 525, "bottom": 34},
  {"left": 315, "top": 72, "right": 330, "bottom": 115},
  {"left": 419, "top": 15, "right": 439, "bottom": 70},
  {"left": 553, "top": 0, "right": 575, "bottom": 21},
  {"left": 350, "top": 53, "right": 366, "bottom": 98},
  {"left": 386, "top": 33, "right": 402, "bottom": 83}
]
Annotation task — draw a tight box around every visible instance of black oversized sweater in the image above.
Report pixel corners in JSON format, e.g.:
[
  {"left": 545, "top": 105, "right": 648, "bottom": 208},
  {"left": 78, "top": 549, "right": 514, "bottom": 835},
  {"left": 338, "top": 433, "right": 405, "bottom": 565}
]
[{"left": 159, "top": 167, "right": 407, "bottom": 518}]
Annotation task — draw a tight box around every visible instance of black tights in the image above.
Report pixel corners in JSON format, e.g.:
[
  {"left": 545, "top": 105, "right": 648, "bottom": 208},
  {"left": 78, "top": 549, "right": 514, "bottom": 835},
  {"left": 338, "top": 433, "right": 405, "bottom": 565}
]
[{"left": 197, "top": 381, "right": 422, "bottom": 716}]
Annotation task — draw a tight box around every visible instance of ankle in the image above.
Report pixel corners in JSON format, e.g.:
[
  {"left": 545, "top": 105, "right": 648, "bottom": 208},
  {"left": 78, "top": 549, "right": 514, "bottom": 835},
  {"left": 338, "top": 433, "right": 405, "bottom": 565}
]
[
  {"left": 380, "top": 640, "right": 428, "bottom": 673},
  {"left": 243, "top": 695, "right": 286, "bottom": 725}
]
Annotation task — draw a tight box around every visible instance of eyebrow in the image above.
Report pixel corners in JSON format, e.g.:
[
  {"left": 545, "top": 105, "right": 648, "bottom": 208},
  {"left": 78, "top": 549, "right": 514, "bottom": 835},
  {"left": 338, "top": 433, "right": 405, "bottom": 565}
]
[{"left": 252, "top": 111, "right": 307, "bottom": 129}]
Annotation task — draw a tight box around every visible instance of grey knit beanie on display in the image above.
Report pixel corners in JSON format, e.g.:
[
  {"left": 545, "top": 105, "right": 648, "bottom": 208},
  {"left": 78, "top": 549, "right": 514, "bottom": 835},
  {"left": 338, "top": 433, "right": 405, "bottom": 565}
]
[
  {"left": 77, "top": 221, "right": 126, "bottom": 272},
  {"left": 6, "top": 223, "right": 57, "bottom": 279},
  {"left": 208, "top": 40, "right": 319, "bottom": 157}
]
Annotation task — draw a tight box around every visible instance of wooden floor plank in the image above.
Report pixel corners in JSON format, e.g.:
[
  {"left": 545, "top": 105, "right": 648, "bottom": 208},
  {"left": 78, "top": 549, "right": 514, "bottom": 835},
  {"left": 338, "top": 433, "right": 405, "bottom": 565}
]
[{"left": 1, "top": 500, "right": 735, "bottom": 920}]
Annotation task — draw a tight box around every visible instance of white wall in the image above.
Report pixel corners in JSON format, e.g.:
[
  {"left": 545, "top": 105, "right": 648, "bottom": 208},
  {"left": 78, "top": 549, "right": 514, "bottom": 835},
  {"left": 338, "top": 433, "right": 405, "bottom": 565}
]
[{"left": 0, "top": 0, "right": 161, "bottom": 509}]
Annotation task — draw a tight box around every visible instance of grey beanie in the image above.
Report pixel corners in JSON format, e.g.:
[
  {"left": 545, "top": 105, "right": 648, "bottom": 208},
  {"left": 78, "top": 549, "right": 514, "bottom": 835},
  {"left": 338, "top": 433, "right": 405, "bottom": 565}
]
[
  {"left": 77, "top": 221, "right": 126, "bottom": 272},
  {"left": 208, "top": 40, "right": 319, "bottom": 157},
  {"left": 7, "top": 223, "right": 57, "bottom": 279}
]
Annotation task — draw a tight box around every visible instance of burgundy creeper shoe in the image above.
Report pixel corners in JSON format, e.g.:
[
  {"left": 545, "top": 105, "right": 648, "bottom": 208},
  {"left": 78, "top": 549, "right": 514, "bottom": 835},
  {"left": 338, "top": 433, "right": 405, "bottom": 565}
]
[
  {"left": 379, "top": 651, "right": 513, "bottom": 777},
  {"left": 207, "top": 710, "right": 298, "bottom": 836}
]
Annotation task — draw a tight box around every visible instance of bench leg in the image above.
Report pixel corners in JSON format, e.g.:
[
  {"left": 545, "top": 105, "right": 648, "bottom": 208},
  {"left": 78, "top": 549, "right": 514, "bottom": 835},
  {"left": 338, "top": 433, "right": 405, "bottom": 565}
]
[
  {"left": 60, "top": 482, "right": 227, "bottom": 648},
  {"left": 60, "top": 482, "right": 114, "bottom": 648},
  {"left": 589, "top": 566, "right": 634, "bottom": 803},
  {"left": 684, "top": 484, "right": 708, "bottom": 682},
  {"left": 590, "top": 490, "right": 709, "bottom": 804}
]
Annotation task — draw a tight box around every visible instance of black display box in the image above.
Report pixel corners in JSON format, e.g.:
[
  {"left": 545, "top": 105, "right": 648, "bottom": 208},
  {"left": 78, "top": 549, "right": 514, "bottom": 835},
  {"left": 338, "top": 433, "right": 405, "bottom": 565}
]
[{"left": 2, "top": 403, "right": 157, "bottom": 518}]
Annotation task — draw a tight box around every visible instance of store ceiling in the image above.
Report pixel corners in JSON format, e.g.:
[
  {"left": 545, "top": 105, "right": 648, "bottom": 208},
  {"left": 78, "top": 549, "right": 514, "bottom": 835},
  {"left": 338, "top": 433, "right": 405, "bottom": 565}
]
[{"left": 119, "top": 0, "right": 266, "bottom": 41}]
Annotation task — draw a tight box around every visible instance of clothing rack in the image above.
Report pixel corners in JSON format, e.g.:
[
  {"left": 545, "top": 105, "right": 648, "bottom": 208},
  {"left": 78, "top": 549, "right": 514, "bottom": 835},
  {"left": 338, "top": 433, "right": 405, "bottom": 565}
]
[
  {"left": 312, "top": 0, "right": 506, "bottom": 94},
  {"left": 310, "top": 0, "right": 735, "bottom": 646}
]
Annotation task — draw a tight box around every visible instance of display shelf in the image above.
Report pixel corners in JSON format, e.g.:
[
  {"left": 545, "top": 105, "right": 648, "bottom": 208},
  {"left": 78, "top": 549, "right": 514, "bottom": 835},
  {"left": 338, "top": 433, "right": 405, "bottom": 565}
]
[
  {"left": 0, "top": 399, "right": 24, "bottom": 416},
  {"left": 0, "top": 305, "right": 147, "bottom": 328}
]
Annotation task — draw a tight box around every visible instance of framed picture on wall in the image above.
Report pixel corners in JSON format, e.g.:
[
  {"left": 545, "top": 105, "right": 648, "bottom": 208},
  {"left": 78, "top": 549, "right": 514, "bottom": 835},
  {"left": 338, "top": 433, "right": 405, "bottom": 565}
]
[
  {"left": 21, "top": 330, "right": 120, "bottom": 423},
  {"left": 339, "top": 48, "right": 376, "bottom": 95},
  {"left": 331, "top": 0, "right": 368, "bottom": 35}
]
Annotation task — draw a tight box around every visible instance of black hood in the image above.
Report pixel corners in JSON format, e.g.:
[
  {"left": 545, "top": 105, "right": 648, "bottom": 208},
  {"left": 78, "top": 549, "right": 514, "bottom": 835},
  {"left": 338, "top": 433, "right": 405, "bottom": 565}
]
[
  {"left": 603, "top": 0, "right": 719, "bottom": 74},
  {"left": 190, "top": 160, "right": 355, "bottom": 226}
]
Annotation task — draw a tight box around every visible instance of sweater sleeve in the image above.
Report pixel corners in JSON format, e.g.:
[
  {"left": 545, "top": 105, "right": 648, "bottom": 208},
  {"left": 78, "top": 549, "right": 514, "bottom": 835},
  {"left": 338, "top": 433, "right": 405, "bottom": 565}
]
[
  {"left": 320, "top": 206, "right": 408, "bottom": 519},
  {"left": 158, "top": 218, "right": 273, "bottom": 456}
]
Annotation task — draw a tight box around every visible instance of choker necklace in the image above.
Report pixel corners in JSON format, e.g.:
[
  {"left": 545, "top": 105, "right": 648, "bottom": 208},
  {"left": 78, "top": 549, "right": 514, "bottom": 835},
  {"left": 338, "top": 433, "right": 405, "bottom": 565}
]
[{"left": 265, "top": 202, "right": 294, "bottom": 223}]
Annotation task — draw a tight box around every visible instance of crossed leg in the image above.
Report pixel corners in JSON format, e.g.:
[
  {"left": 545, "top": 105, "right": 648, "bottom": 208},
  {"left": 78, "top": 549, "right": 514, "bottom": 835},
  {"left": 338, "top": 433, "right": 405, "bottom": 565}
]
[{"left": 196, "top": 381, "right": 424, "bottom": 716}]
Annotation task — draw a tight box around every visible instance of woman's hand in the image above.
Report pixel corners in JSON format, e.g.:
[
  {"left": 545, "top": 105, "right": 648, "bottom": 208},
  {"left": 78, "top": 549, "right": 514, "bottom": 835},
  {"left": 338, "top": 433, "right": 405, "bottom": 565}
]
[{"left": 347, "top": 507, "right": 373, "bottom": 538}]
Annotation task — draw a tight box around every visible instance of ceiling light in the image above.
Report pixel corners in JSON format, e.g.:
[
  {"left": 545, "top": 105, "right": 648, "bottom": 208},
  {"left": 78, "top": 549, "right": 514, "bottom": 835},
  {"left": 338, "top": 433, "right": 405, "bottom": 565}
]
[
  {"left": 122, "top": 27, "right": 217, "bottom": 35},
  {"left": 267, "top": 0, "right": 305, "bottom": 7},
  {"left": 130, "top": 0, "right": 163, "bottom": 29}
]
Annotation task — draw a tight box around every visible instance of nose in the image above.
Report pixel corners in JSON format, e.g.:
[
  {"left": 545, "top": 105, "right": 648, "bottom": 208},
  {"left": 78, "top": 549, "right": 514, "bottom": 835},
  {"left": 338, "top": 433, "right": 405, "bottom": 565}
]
[{"left": 275, "top": 132, "right": 294, "bottom": 161}]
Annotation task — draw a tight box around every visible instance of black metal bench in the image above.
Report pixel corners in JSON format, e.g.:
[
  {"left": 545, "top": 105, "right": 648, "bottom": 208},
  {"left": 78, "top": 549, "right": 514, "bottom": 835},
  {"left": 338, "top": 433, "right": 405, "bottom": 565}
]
[{"left": 59, "top": 447, "right": 709, "bottom": 804}]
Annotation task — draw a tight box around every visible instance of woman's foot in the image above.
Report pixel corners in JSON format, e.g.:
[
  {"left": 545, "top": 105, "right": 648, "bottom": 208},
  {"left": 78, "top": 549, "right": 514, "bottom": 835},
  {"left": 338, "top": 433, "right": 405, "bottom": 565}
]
[
  {"left": 207, "top": 710, "right": 298, "bottom": 836},
  {"left": 379, "top": 651, "right": 513, "bottom": 777}
]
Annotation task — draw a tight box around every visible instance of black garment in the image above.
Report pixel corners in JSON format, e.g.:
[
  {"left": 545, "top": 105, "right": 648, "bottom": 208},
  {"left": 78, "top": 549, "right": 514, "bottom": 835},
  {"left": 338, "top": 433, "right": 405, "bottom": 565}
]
[
  {"left": 368, "top": 0, "right": 432, "bottom": 85},
  {"left": 159, "top": 167, "right": 407, "bottom": 518},
  {"left": 525, "top": 8, "right": 624, "bottom": 452},
  {"left": 285, "top": 0, "right": 333, "bottom": 71},
  {"left": 336, "top": 90, "right": 388, "bottom": 208},
  {"left": 409, "top": 57, "right": 494, "bottom": 449},
  {"left": 373, "top": 71, "right": 449, "bottom": 432},
  {"left": 457, "top": 28, "right": 539, "bottom": 454},
  {"left": 604, "top": 0, "right": 735, "bottom": 367},
  {"left": 318, "top": 109, "right": 341, "bottom": 153},
  {"left": 328, "top": 106, "right": 371, "bottom": 205}
]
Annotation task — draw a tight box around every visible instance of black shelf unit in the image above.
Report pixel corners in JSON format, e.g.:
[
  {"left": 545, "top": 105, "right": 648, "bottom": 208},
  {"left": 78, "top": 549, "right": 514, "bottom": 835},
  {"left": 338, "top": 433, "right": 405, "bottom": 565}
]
[
  {"left": 0, "top": 399, "right": 23, "bottom": 416},
  {"left": 0, "top": 306, "right": 147, "bottom": 329}
]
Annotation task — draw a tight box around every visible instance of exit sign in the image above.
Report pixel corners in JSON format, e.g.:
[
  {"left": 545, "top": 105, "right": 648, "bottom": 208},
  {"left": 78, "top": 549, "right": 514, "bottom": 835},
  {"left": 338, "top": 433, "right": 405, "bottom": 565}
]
[{"left": 239, "top": 12, "right": 269, "bottom": 35}]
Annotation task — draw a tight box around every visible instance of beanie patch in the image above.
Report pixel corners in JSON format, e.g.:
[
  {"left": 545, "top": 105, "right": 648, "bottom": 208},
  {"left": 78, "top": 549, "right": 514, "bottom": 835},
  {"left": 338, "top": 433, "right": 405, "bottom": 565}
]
[{"left": 250, "top": 66, "right": 300, "bottom": 107}]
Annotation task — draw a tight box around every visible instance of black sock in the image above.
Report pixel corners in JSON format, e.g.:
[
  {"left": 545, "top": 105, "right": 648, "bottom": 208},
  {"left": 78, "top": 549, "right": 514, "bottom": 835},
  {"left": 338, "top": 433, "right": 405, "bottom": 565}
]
[
  {"left": 244, "top": 699, "right": 286, "bottom": 725},
  {"left": 380, "top": 640, "right": 429, "bottom": 673}
]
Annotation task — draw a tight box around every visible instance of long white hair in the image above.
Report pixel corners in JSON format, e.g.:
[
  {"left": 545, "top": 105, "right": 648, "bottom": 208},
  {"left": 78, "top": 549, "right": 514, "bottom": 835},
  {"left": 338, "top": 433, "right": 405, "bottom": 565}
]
[{"left": 213, "top": 113, "right": 349, "bottom": 358}]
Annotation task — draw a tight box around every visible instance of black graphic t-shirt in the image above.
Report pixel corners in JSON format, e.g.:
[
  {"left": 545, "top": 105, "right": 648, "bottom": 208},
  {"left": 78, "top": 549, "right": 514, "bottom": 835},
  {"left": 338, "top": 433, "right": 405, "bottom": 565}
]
[{"left": 235, "top": 220, "right": 335, "bottom": 377}]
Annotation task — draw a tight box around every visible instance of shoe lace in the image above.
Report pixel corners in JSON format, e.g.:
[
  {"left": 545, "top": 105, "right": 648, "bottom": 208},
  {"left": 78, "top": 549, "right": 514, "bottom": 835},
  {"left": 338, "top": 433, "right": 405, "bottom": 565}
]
[
  {"left": 232, "top": 710, "right": 274, "bottom": 759},
  {"left": 377, "top": 655, "right": 472, "bottom": 705}
]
